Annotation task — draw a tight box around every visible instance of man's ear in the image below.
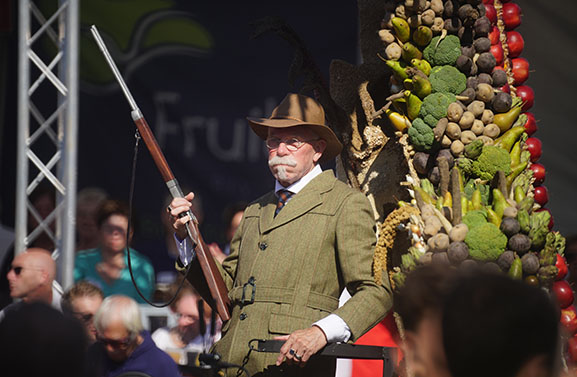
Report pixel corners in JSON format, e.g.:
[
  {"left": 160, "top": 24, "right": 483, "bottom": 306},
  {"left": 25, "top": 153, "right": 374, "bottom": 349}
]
[
  {"left": 312, "top": 139, "right": 326, "bottom": 164},
  {"left": 515, "top": 355, "right": 550, "bottom": 377}
]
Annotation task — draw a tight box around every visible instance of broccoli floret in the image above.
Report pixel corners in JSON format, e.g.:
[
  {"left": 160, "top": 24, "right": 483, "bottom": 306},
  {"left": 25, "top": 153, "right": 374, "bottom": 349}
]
[
  {"left": 462, "top": 209, "right": 488, "bottom": 230},
  {"left": 429, "top": 65, "right": 467, "bottom": 95},
  {"left": 408, "top": 118, "right": 437, "bottom": 152},
  {"left": 458, "top": 146, "right": 511, "bottom": 180},
  {"left": 465, "top": 222, "right": 508, "bottom": 261},
  {"left": 418, "top": 92, "right": 456, "bottom": 127},
  {"left": 423, "top": 35, "right": 461, "bottom": 66}
]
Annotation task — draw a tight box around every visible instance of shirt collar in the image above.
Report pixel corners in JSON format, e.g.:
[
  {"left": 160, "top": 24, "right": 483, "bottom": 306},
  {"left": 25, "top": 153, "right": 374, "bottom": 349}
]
[{"left": 275, "top": 164, "right": 323, "bottom": 196}]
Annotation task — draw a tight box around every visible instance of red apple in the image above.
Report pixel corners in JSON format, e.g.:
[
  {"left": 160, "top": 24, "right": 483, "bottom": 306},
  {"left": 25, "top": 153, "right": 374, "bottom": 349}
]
[
  {"left": 553, "top": 280, "right": 574, "bottom": 309},
  {"left": 506, "top": 31, "right": 524, "bottom": 58},
  {"left": 536, "top": 208, "right": 554, "bottom": 230},
  {"left": 516, "top": 85, "right": 534, "bottom": 111},
  {"left": 534, "top": 185, "right": 549, "bottom": 206},
  {"left": 485, "top": 4, "right": 497, "bottom": 24},
  {"left": 511, "top": 57, "right": 529, "bottom": 85},
  {"left": 489, "top": 26, "right": 500, "bottom": 45},
  {"left": 490, "top": 44, "right": 504, "bottom": 65},
  {"left": 483, "top": 0, "right": 494, "bottom": 4},
  {"left": 502, "top": 2, "right": 522, "bottom": 30},
  {"left": 557, "top": 254, "right": 569, "bottom": 281},
  {"left": 500, "top": 83, "right": 510, "bottom": 93},
  {"left": 529, "top": 163, "right": 546, "bottom": 184},
  {"left": 525, "top": 137, "right": 542, "bottom": 162},
  {"left": 561, "top": 305, "right": 577, "bottom": 335},
  {"left": 523, "top": 112, "right": 537, "bottom": 136}
]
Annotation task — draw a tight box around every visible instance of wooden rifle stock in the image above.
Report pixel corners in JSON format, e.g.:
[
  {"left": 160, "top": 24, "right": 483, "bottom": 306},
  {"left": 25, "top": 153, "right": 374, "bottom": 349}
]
[
  {"left": 132, "top": 116, "right": 231, "bottom": 322},
  {"left": 90, "top": 25, "right": 230, "bottom": 321}
]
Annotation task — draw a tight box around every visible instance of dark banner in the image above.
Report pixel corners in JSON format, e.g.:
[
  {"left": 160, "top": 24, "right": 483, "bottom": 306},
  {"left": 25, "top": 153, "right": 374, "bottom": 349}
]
[{"left": 0, "top": 0, "right": 358, "bottom": 272}]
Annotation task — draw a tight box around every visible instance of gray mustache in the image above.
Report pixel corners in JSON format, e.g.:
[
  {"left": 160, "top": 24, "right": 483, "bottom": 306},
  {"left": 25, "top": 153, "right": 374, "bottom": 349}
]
[{"left": 268, "top": 156, "right": 297, "bottom": 167}]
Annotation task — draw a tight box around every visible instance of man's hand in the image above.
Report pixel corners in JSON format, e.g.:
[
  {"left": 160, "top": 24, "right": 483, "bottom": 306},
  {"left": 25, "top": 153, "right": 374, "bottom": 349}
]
[
  {"left": 275, "top": 326, "right": 328, "bottom": 366},
  {"left": 168, "top": 192, "right": 195, "bottom": 241}
]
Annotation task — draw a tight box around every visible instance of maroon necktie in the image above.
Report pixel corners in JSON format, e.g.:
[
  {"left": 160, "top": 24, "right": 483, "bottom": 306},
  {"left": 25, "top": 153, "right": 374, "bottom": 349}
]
[{"left": 275, "top": 190, "right": 293, "bottom": 216}]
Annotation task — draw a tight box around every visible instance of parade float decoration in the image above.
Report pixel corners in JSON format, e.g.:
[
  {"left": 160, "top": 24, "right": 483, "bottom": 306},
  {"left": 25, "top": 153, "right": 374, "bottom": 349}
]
[
  {"left": 366, "top": 0, "right": 576, "bottom": 367},
  {"left": 252, "top": 0, "right": 574, "bottom": 369}
]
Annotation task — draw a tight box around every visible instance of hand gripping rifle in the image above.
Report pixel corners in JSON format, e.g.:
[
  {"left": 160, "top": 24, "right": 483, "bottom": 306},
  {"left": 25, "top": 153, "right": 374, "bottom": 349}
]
[{"left": 90, "top": 25, "right": 231, "bottom": 322}]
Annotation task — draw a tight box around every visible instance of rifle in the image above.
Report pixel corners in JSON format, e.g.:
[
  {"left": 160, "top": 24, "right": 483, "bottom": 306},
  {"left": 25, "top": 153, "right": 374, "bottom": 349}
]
[{"left": 90, "top": 25, "right": 231, "bottom": 322}]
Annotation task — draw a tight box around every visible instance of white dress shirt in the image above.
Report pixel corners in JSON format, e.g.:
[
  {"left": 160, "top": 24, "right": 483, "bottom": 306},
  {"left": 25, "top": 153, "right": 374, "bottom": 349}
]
[{"left": 176, "top": 164, "right": 351, "bottom": 342}]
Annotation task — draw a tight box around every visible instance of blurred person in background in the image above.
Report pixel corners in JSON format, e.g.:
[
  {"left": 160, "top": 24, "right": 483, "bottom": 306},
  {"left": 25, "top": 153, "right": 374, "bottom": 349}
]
[
  {"left": 86, "top": 294, "right": 181, "bottom": 377},
  {"left": 152, "top": 282, "right": 221, "bottom": 356},
  {"left": 62, "top": 280, "right": 104, "bottom": 343},
  {"left": 75, "top": 199, "right": 155, "bottom": 303},
  {"left": 394, "top": 264, "right": 456, "bottom": 377},
  {"left": 443, "top": 270, "right": 561, "bottom": 377},
  {"left": 76, "top": 187, "right": 108, "bottom": 252},
  {"left": 0, "top": 247, "right": 60, "bottom": 321},
  {"left": 0, "top": 301, "right": 87, "bottom": 377}
]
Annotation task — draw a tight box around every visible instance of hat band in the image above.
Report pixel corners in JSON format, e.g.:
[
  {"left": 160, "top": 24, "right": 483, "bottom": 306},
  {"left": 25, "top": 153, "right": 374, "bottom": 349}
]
[{"left": 270, "top": 115, "right": 314, "bottom": 123}]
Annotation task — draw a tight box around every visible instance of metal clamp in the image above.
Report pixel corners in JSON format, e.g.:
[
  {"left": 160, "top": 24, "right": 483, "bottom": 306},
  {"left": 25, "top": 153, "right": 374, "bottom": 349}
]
[{"left": 240, "top": 276, "right": 256, "bottom": 306}]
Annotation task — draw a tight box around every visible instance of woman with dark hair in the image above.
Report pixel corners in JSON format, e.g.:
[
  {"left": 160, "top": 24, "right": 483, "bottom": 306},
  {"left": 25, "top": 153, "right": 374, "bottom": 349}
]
[{"left": 74, "top": 200, "right": 155, "bottom": 303}]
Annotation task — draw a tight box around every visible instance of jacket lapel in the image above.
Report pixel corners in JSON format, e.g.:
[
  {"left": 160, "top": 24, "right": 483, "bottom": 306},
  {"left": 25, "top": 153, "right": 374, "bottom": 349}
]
[{"left": 261, "top": 170, "right": 336, "bottom": 234}]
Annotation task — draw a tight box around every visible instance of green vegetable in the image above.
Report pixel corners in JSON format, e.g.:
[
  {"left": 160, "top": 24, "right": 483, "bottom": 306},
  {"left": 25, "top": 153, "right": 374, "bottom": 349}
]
[
  {"left": 493, "top": 126, "right": 526, "bottom": 153},
  {"left": 408, "top": 118, "right": 437, "bottom": 151},
  {"left": 528, "top": 210, "right": 551, "bottom": 250},
  {"left": 421, "top": 178, "right": 437, "bottom": 199},
  {"left": 423, "top": 35, "right": 461, "bottom": 66},
  {"left": 465, "top": 222, "right": 508, "bottom": 261},
  {"left": 462, "top": 209, "right": 488, "bottom": 229},
  {"left": 537, "top": 266, "right": 558, "bottom": 288},
  {"left": 419, "top": 92, "right": 456, "bottom": 127},
  {"left": 429, "top": 65, "right": 467, "bottom": 95},
  {"left": 459, "top": 145, "right": 512, "bottom": 181},
  {"left": 540, "top": 232, "right": 566, "bottom": 266},
  {"left": 517, "top": 209, "right": 530, "bottom": 233},
  {"left": 463, "top": 180, "right": 489, "bottom": 205},
  {"left": 508, "top": 256, "right": 523, "bottom": 280},
  {"left": 464, "top": 139, "right": 484, "bottom": 160},
  {"left": 401, "top": 253, "right": 417, "bottom": 272}
]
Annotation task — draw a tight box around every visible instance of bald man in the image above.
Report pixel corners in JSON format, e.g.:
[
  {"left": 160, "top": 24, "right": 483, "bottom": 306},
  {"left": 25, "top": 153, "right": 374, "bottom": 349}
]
[{"left": 0, "top": 248, "right": 59, "bottom": 321}]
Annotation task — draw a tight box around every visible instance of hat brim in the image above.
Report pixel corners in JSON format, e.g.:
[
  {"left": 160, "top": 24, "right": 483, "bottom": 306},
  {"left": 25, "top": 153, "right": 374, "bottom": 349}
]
[{"left": 247, "top": 117, "right": 343, "bottom": 164}]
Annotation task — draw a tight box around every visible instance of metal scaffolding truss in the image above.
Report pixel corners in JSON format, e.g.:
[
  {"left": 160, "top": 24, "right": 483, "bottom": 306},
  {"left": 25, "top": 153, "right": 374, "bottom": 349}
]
[{"left": 16, "top": 0, "right": 78, "bottom": 288}]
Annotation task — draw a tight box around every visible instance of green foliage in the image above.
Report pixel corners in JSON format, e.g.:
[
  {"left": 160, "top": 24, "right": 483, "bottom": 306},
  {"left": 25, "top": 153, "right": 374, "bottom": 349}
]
[{"left": 459, "top": 146, "right": 512, "bottom": 180}]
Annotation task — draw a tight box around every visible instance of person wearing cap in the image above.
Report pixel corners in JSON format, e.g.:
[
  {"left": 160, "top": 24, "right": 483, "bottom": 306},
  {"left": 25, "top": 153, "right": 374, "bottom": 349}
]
[{"left": 168, "top": 93, "right": 391, "bottom": 376}]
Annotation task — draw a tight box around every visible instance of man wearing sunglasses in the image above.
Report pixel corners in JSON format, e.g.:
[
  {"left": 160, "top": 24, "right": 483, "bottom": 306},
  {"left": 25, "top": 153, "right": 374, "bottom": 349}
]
[
  {"left": 169, "top": 93, "right": 392, "bottom": 376},
  {"left": 86, "top": 294, "right": 180, "bottom": 377},
  {"left": 0, "top": 247, "right": 58, "bottom": 322}
]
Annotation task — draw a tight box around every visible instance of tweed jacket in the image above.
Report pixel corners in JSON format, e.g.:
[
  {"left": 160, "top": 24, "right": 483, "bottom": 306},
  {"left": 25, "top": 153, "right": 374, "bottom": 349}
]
[{"left": 182, "top": 170, "right": 392, "bottom": 376}]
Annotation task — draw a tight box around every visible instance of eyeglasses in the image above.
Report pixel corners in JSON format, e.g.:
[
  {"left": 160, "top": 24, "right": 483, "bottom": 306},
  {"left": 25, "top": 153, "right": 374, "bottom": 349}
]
[
  {"left": 9, "top": 266, "right": 43, "bottom": 276},
  {"left": 265, "top": 137, "right": 319, "bottom": 151},
  {"left": 97, "top": 335, "right": 133, "bottom": 348}
]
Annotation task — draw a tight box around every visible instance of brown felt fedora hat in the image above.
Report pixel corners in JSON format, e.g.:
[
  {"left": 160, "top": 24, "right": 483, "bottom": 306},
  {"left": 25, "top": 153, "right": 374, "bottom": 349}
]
[{"left": 247, "top": 93, "right": 343, "bottom": 164}]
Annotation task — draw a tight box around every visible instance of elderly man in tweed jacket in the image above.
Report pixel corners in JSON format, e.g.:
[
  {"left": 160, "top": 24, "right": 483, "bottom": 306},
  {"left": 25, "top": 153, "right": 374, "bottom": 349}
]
[{"left": 169, "top": 93, "right": 392, "bottom": 376}]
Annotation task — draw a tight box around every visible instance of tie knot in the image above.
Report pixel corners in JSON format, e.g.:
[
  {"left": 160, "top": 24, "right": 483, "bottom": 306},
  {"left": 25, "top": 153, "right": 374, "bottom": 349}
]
[{"left": 275, "top": 190, "right": 293, "bottom": 216}]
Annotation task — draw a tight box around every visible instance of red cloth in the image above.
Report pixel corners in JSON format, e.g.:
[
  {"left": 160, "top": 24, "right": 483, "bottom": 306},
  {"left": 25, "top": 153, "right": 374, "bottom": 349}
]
[{"left": 351, "top": 312, "right": 403, "bottom": 377}]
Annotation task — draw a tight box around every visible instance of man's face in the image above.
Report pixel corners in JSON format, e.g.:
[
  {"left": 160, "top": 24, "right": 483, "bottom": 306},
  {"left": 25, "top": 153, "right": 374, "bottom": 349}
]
[
  {"left": 97, "top": 320, "right": 137, "bottom": 362},
  {"left": 71, "top": 295, "right": 103, "bottom": 343},
  {"left": 99, "top": 214, "right": 128, "bottom": 253},
  {"left": 175, "top": 294, "right": 201, "bottom": 338},
  {"left": 6, "top": 253, "right": 45, "bottom": 300},
  {"left": 267, "top": 127, "right": 326, "bottom": 187},
  {"left": 403, "top": 313, "right": 451, "bottom": 377}
]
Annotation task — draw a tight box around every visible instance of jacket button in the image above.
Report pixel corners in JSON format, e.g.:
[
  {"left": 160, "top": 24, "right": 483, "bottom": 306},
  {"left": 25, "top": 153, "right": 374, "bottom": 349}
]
[
  {"left": 240, "top": 313, "right": 247, "bottom": 320},
  {"left": 259, "top": 242, "right": 267, "bottom": 251}
]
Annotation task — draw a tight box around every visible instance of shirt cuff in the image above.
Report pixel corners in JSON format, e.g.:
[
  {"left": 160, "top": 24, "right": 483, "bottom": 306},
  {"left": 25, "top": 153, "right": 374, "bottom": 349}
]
[
  {"left": 313, "top": 314, "right": 351, "bottom": 343},
  {"left": 174, "top": 233, "right": 195, "bottom": 266}
]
